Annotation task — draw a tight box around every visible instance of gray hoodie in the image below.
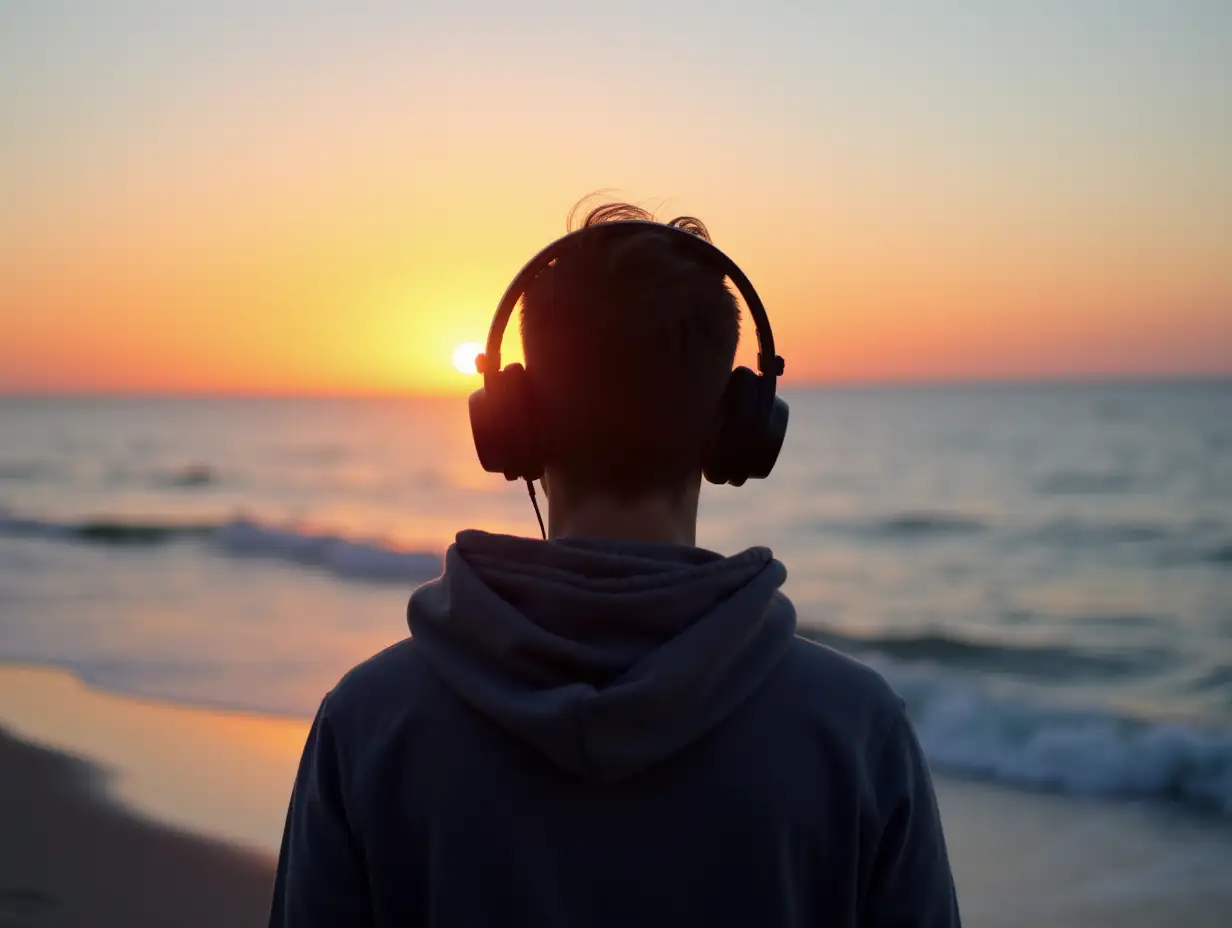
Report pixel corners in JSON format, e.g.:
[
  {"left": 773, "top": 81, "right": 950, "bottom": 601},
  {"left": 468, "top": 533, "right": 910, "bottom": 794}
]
[{"left": 270, "top": 531, "right": 961, "bottom": 927}]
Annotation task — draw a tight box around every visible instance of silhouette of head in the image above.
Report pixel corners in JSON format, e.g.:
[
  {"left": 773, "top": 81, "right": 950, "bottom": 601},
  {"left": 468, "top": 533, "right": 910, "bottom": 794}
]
[{"left": 519, "top": 202, "right": 740, "bottom": 525}]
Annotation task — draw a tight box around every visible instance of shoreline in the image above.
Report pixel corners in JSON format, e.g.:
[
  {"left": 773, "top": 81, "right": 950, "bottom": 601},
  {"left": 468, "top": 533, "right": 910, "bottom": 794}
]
[
  {"left": 0, "top": 726, "right": 275, "bottom": 928},
  {"left": 3, "top": 663, "right": 1231, "bottom": 927},
  {"left": 0, "top": 665, "right": 309, "bottom": 853}
]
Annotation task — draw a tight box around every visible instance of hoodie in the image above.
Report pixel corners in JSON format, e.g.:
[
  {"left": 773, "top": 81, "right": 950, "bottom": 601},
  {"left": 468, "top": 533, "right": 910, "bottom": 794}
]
[{"left": 270, "top": 531, "right": 960, "bottom": 927}]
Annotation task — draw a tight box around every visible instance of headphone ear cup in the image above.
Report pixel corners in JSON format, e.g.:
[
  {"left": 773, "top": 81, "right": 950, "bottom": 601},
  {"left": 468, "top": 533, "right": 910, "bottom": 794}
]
[
  {"left": 468, "top": 384, "right": 503, "bottom": 475},
  {"left": 501, "top": 363, "right": 544, "bottom": 481},
  {"left": 704, "top": 366, "right": 760, "bottom": 486},
  {"left": 703, "top": 366, "right": 789, "bottom": 486},
  {"left": 468, "top": 363, "right": 544, "bottom": 481},
  {"left": 748, "top": 393, "right": 789, "bottom": 480}
]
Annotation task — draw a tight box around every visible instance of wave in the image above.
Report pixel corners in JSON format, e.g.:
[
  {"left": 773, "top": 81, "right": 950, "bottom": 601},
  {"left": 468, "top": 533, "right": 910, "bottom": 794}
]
[
  {"left": 1027, "top": 520, "right": 1232, "bottom": 571},
  {"left": 867, "top": 657, "right": 1232, "bottom": 815},
  {"left": 213, "top": 520, "right": 441, "bottom": 582},
  {"left": 153, "top": 464, "right": 218, "bottom": 488},
  {"left": 799, "top": 513, "right": 1232, "bottom": 573},
  {"left": 799, "top": 626, "right": 1173, "bottom": 680},
  {"left": 0, "top": 461, "right": 52, "bottom": 481},
  {"left": 871, "top": 512, "right": 989, "bottom": 537},
  {"left": 1030, "top": 518, "right": 1169, "bottom": 546},
  {"left": 0, "top": 514, "right": 441, "bottom": 584},
  {"left": 1034, "top": 469, "right": 1139, "bottom": 496},
  {"left": 1208, "top": 543, "right": 1232, "bottom": 566},
  {"left": 1190, "top": 665, "right": 1232, "bottom": 694},
  {"left": 803, "top": 512, "right": 991, "bottom": 540},
  {"left": 0, "top": 515, "right": 212, "bottom": 545}
]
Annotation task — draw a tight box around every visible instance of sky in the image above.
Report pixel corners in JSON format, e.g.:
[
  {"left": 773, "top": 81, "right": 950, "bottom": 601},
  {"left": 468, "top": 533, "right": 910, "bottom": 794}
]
[{"left": 1, "top": 0, "right": 1229, "bottom": 394}]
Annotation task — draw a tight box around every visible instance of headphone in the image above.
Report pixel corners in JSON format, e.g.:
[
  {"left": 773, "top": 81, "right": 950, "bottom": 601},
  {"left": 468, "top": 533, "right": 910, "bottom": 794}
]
[{"left": 468, "top": 220, "right": 788, "bottom": 533}]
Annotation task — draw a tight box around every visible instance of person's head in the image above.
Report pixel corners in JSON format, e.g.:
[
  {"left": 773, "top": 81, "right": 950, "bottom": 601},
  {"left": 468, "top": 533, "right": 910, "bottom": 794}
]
[{"left": 520, "top": 202, "right": 740, "bottom": 543}]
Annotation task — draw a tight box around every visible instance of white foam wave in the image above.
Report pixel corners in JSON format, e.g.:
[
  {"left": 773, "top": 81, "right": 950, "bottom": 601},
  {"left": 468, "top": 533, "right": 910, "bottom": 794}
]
[
  {"left": 0, "top": 512, "right": 442, "bottom": 585},
  {"left": 871, "top": 658, "right": 1232, "bottom": 814},
  {"left": 212, "top": 519, "right": 441, "bottom": 583}
]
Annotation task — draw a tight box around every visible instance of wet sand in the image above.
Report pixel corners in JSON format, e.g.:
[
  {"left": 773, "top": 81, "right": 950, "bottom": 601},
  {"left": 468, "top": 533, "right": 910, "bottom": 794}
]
[{"left": 0, "top": 727, "right": 274, "bottom": 928}]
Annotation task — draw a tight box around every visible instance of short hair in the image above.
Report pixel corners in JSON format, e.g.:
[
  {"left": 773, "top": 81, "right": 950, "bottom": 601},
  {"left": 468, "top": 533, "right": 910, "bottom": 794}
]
[{"left": 520, "top": 200, "right": 740, "bottom": 500}]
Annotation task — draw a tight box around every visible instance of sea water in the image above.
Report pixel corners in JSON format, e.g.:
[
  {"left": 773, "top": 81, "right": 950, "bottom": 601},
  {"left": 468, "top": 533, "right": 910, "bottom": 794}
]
[{"left": 1, "top": 384, "right": 1230, "bottom": 815}]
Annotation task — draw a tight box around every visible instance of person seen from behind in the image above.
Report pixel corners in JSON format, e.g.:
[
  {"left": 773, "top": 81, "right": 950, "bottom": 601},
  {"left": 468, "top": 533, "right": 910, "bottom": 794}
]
[{"left": 269, "top": 201, "right": 962, "bottom": 927}]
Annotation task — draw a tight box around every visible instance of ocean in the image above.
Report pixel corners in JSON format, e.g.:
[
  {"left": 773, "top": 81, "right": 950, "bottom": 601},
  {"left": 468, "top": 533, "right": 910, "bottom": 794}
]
[{"left": 1, "top": 383, "right": 1230, "bottom": 819}]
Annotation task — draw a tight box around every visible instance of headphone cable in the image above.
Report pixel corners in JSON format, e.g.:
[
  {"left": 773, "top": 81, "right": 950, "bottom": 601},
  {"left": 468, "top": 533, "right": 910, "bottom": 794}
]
[{"left": 526, "top": 479, "right": 546, "bottom": 540}]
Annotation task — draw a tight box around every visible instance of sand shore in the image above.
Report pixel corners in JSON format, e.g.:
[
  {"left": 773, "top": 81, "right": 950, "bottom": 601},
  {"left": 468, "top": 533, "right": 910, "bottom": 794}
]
[
  {"left": 2, "top": 664, "right": 1230, "bottom": 927},
  {"left": 0, "top": 727, "right": 274, "bottom": 928}
]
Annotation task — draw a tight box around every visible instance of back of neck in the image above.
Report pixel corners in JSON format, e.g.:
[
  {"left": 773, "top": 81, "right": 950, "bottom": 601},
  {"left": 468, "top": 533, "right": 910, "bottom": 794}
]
[{"left": 549, "top": 495, "right": 698, "bottom": 547}]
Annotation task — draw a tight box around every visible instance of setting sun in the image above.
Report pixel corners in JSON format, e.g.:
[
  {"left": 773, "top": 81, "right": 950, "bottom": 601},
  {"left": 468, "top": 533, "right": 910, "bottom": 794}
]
[{"left": 452, "top": 342, "right": 483, "bottom": 376}]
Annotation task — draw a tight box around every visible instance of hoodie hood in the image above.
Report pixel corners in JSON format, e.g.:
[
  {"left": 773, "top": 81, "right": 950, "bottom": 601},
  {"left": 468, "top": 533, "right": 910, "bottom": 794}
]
[{"left": 408, "top": 530, "right": 796, "bottom": 784}]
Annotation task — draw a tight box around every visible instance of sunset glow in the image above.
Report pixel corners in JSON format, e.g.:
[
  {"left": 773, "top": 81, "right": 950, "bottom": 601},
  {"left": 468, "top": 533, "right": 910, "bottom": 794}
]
[{"left": 1, "top": 4, "right": 1228, "bottom": 395}]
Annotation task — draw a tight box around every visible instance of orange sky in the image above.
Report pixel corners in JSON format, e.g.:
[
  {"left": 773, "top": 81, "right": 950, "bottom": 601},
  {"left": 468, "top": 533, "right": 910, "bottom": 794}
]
[{"left": 2, "top": 3, "right": 1229, "bottom": 394}]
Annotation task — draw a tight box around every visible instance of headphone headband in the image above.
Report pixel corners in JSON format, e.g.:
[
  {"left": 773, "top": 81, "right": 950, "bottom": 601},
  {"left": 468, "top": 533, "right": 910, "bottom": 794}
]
[
  {"left": 468, "top": 216, "right": 790, "bottom": 512},
  {"left": 478, "top": 221, "right": 785, "bottom": 395}
]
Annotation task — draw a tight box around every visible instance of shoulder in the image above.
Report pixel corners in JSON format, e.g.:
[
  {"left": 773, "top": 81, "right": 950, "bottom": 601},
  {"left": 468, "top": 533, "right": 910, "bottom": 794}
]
[
  {"left": 783, "top": 634, "right": 903, "bottom": 708},
  {"left": 770, "top": 634, "right": 907, "bottom": 746},
  {"left": 321, "top": 637, "right": 437, "bottom": 727}
]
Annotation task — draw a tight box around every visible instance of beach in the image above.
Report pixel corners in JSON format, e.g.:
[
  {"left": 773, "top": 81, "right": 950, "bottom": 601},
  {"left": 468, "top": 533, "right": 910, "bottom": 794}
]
[
  {"left": 0, "top": 726, "right": 274, "bottom": 928},
  {"left": 1, "top": 388, "right": 1230, "bottom": 925},
  {"left": 3, "top": 0, "right": 1231, "bottom": 919},
  {"left": 3, "top": 663, "right": 1230, "bottom": 928},
  {"left": 0, "top": 667, "right": 288, "bottom": 927}
]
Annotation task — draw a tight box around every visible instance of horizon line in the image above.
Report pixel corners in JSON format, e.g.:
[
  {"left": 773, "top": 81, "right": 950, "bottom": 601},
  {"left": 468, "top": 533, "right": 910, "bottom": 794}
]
[{"left": 2, "top": 373, "right": 1229, "bottom": 401}]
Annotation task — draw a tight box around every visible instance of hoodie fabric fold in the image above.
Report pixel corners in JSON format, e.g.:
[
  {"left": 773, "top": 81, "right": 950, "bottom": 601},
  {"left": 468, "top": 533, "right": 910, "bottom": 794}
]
[
  {"left": 269, "top": 531, "right": 961, "bottom": 928},
  {"left": 408, "top": 530, "right": 797, "bottom": 783}
]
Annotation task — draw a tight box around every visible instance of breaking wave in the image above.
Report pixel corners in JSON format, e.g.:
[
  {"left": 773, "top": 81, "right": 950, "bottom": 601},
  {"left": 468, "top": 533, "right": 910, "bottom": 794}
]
[
  {"left": 799, "top": 626, "right": 1174, "bottom": 680},
  {"left": 872, "top": 657, "right": 1232, "bottom": 815},
  {"left": 0, "top": 513, "right": 440, "bottom": 584}
]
